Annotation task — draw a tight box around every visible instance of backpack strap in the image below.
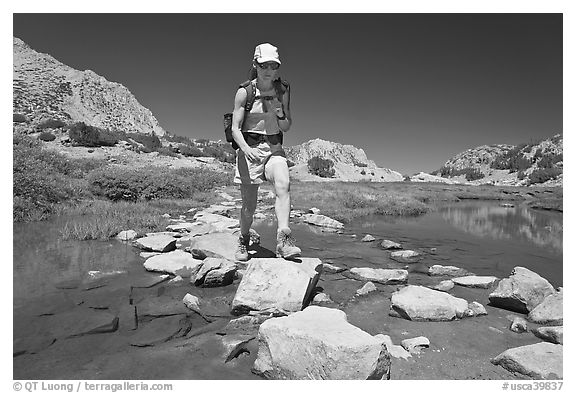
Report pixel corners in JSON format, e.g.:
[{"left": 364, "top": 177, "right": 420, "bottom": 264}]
[
  {"left": 273, "top": 78, "right": 289, "bottom": 100},
  {"left": 239, "top": 80, "right": 257, "bottom": 112}
]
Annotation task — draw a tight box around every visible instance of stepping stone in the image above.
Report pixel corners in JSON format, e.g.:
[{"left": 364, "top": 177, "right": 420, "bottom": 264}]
[
  {"left": 189, "top": 232, "right": 240, "bottom": 261},
  {"left": 347, "top": 268, "right": 408, "bottom": 285},
  {"left": 390, "top": 250, "right": 422, "bottom": 263},
  {"left": 361, "top": 234, "right": 376, "bottom": 242},
  {"left": 301, "top": 213, "right": 344, "bottom": 229},
  {"left": 253, "top": 306, "right": 391, "bottom": 379},
  {"left": 356, "top": 282, "right": 377, "bottom": 296},
  {"left": 380, "top": 240, "right": 402, "bottom": 250},
  {"left": 390, "top": 285, "right": 469, "bottom": 322},
  {"left": 451, "top": 275, "right": 498, "bottom": 289},
  {"left": 322, "top": 263, "right": 346, "bottom": 274},
  {"left": 528, "top": 290, "right": 563, "bottom": 325},
  {"left": 489, "top": 267, "right": 555, "bottom": 313},
  {"left": 134, "top": 235, "right": 176, "bottom": 252},
  {"left": 428, "top": 265, "right": 473, "bottom": 277},
  {"left": 231, "top": 258, "right": 322, "bottom": 315},
  {"left": 143, "top": 250, "right": 203, "bottom": 278},
  {"left": 193, "top": 257, "right": 237, "bottom": 287},
  {"left": 429, "top": 280, "right": 454, "bottom": 292},
  {"left": 491, "top": 342, "right": 562, "bottom": 379},
  {"left": 533, "top": 326, "right": 563, "bottom": 344}
]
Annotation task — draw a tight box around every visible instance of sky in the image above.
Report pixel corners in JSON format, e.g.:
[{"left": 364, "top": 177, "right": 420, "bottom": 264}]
[{"left": 12, "top": 12, "right": 562, "bottom": 175}]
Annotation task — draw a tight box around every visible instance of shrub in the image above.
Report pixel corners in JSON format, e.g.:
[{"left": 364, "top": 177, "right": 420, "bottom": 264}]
[
  {"left": 68, "top": 122, "right": 118, "bottom": 147},
  {"left": 435, "top": 165, "right": 485, "bottom": 180},
  {"left": 360, "top": 170, "right": 366, "bottom": 175},
  {"left": 127, "top": 132, "right": 161, "bottom": 152},
  {"left": 164, "top": 133, "right": 194, "bottom": 145},
  {"left": 354, "top": 162, "right": 368, "bottom": 167},
  {"left": 203, "top": 145, "right": 235, "bottom": 163},
  {"left": 517, "top": 170, "right": 526, "bottom": 180},
  {"left": 38, "top": 132, "right": 56, "bottom": 142},
  {"left": 528, "top": 168, "right": 562, "bottom": 185},
  {"left": 156, "top": 146, "right": 178, "bottom": 157},
  {"left": 464, "top": 168, "right": 485, "bottom": 181},
  {"left": 491, "top": 144, "right": 533, "bottom": 172},
  {"left": 195, "top": 138, "right": 210, "bottom": 146},
  {"left": 13, "top": 113, "right": 29, "bottom": 123},
  {"left": 179, "top": 145, "right": 206, "bottom": 157},
  {"left": 308, "top": 156, "right": 335, "bottom": 178},
  {"left": 37, "top": 119, "right": 66, "bottom": 130},
  {"left": 537, "top": 153, "right": 562, "bottom": 169}
]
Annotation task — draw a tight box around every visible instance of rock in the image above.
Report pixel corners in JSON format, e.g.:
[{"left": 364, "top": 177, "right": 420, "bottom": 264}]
[
  {"left": 308, "top": 207, "right": 320, "bottom": 214},
  {"left": 252, "top": 306, "right": 391, "bottom": 379},
  {"left": 356, "top": 282, "right": 377, "bottom": 296},
  {"left": 451, "top": 275, "right": 498, "bottom": 289},
  {"left": 130, "top": 274, "right": 171, "bottom": 288},
  {"left": 145, "top": 231, "right": 182, "bottom": 237},
  {"left": 140, "top": 252, "right": 160, "bottom": 259},
  {"left": 361, "top": 234, "right": 376, "bottom": 242},
  {"left": 202, "top": 204, "right": 235, "bottom": 216},
  {"left": 45, "top": 309, "right": 119, "bottom": 338},
  {"left": 166, "top": 222, "right": 201, "bottom": 232},
  {"left": 428, "top": 265, "right": 473, "bottom": 277},
  {"left": 134, "top": 235, "right": 176, "bottom": 252},
  {"left": 221, "top": 201, "right": 236, "bottom": 206},
  {"left": 161, "top": 213, "right": 171, "bottom": 218},
  {"left": 301, "top": 213, "right": 344, "bottom": 229},
  {"left": 389, "top": 250, "right": 422, "bottom": 263},
  {"left": 135, "top": 296, "right": 189, "bottom": 320},
  {"left": 380, "top": 240, "right": 402, "bottom": 250},
  {"left": 488, "top": 267, "right": 555, "bottom": 313},
  {"left": 193, "top": 212, "right": 239, "bottom": 231},
  {"left": 533, "top": 326, "right": 563, "bottom": 344},
  {"left": 401, "top": 336, "right": 430, "bottom": 354},
  {"left": 143, "top": 250, "right": 203, "bottom": 278},
  {"left": 13, "top": 335, "right": 56, "bottom": 356},
  {"left": 491, "top": 342, "right": 562, "bottom": 379},
  {"left": 322, "top": 263, "right": 346, "bottom": 274},
  {"left": 129, "top": 315, "right": 185, "bottom": 347},
  {"left": 168, "top": 275, "right": 183, "bottom": 284},
  {"left": 501, "top": 203, "right": 515, "bottom": 208},
  {"left": 182, "top": 294, "right": 201, "bottom": 314},
  {"left": 390, "top": 285, "right": 469, "bottom": 321},
  {"left": 510, "top": 317, "right": 528, "bottom": 333},
  {"left": 189, "top": 232, "right": 240, "bottom": 261},
  {"left": 374, "top": 334, "right": 411, "bottom": 359},
  {"left": 231, "top": 258, "right": 322, "bottom": 315},
  {"left": 466, "top": 301, "right": 487, "bottom": 316},
  {"left": 312, "top": 292, "right": 332, "bottom": 304},
  {"left": 253, "top": 213, "right": 267, "bottom": 220},
  {"left": 194, "top": 258, "right": 237, "bottom": 287},
  {"left": 221, "top": 334, "right": 255, "bottom": 362},
  {"left": 430, "top": 280, "right": 454, "bottom": 292},
  {"left": 116, "top": 230, "right": 137, "bottom": 241},
  {"left": 528, "top": 291, "right": 563, "bottom": 325},
  {"left": 117, "top": 304, "right": 138, "bottom": 332},
  {"left": 348, "top": 267, "right": 408, "bottom": 285}
]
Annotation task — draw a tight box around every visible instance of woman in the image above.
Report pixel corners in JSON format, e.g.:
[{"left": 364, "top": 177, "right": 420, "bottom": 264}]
[{"left": 231, "top": 42, "right": 301, "bottom": 261}]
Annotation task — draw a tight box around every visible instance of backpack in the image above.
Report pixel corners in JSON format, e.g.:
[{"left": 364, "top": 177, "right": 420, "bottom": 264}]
[{"left": 224, "top": 78, "right": 289, "bottom": 150}]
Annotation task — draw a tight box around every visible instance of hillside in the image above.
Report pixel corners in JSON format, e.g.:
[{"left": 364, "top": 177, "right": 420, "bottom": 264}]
[
  {"left": 13, "top": 37, "right": 165, "bottom": 136},
  {"left": 432, "top": 134, "right": 563, "bottom": 187}
]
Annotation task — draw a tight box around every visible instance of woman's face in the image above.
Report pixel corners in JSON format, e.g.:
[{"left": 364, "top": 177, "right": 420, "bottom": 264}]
[{"left": 255, "top": 61, "right": 280, "bottom": 82}]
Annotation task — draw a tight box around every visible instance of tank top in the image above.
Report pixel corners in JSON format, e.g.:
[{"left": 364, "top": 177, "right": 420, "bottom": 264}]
[{"left": 241, "top": 81, "right": 281, "bottom": 136}]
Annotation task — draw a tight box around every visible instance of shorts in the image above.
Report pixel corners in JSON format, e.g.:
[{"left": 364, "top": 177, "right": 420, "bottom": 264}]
[{"left": 234, "top": 141, "right": 287, "bottom": 185}]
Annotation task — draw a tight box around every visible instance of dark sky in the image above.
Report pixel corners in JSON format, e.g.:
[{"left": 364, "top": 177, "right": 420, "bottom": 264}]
[{"left": 13, "top": 13, "right": 562, "bottom": 174}]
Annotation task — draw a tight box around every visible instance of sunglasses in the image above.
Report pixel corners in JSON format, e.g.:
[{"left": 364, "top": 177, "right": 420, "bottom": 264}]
[{"left": 256, "top": 62, "right": 280, "bottom": 70}]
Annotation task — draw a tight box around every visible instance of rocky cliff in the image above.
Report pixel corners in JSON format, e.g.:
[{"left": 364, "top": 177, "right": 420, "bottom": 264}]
[
  {"left": 13, "top": 37, "right": 165, "bottom": 136},
  {"left": 286, "top": 138, "right": 404, "bottom": 182},
  {"left": 434, "top": 134, "right": 563, "bottom": 187}
]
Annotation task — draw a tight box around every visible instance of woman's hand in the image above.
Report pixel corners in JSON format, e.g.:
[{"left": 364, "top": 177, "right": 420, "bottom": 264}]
[
  {"left": 264, "top": 97, "right": 285, "bottom": 118},
  {"left": 242, "top": 146, "right": 261, "bottom": 163}
]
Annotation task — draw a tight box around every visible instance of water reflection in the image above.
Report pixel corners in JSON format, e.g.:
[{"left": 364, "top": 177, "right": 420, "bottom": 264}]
[{"left": 439, "top": 203, "right": 562, "bottom": 253}]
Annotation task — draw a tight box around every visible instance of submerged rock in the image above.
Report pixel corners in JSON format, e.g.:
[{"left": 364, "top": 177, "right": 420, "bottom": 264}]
[
  {"left": 361, "top": 234, "right": 376, "bottom": 242},
  {"left": 528, "top": 291, "right": 563, "bottom": 325},
  {"left": 348, "top": 268, "right": 408, "bottom": 285},
  {"left": 491, "top": 342, "right": 562, "bottom": 379},
  {"left": 510, "top": 317, "right": 528, "bottom": 333},
  {"left": 390, "top": 285, "right": 469, "bottom": 321},
  {"left": 401, "top": 336, "right": 430, "bottom": 354},
  {"left": 533, "top": 326, "right": 563, "bottom": 345},
  {"left": 134, "top": 235, "right": 177, "bottom": 252},
  {"left": 231, "top": 258, "right": 322, "bottom": 315},
  {"left": 46, "top": 309, "right": 119, "bottom": 338},
  {"left": 389, "top": 250, "right": 421, "bottom": 262},
  {"left": 143, "top": 250, "right": 203, "bottom": 278},
  {"left": 451, "top": 275, "right": 498, "bottom": 289},
  {"left": 129, "top": 315, "right": 185, "bottom": 347},
  {"left": 301, "top": 213, "right": 344, "bottom": 229},
  {"left": 428, "top": 265, "right": 473, "bottom": 277},
  {"left": 488, "top": 267, "right": 555, "bottom": 313},
  {"left": 380, "top": 240, "right": 402, "bottom": 250},
  {"left": 252, "top": 306, "right": 391, "bottom": 379},
  {"left": 356, "top": 282, "right": 378, "bottom": 296}
]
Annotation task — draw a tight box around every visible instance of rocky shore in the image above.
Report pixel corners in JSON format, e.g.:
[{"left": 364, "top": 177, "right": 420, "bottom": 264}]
[{"left": 13, "top": 187, "right": 563, "bottom": 380}]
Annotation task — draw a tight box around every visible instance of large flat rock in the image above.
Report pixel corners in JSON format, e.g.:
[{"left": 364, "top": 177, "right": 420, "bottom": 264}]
[
  {"left": 231, "top": 258, "right": 322, "bottom": 315},
  {"left": 528, "top": 291, "right": 563, "bottom": 325},
  {"left": 428, "top": 265, "right": 473, "bottom": 277},
  {"left": 451, "top": 275, "right": 499, "bottom": 289},
  {"left": 390, "top": 285, "right": 469, "bottom": 321},
  {"left": 301, "top": 213, "right": 344, "bottom": 229},
  {"left": 491, "top": 342, "right": 562, "bottom": 379},
  {"left": 45, "top": 309, "right": 119, "bottom": 338},
  {"left": 134, "top": 235, "right": 176, "bottom": 252},
  {"left": 533, "top": 326, "right": 563, "bottom": 345},
  {"left": 143, "top": 250, "right": 203, "bottom": 278},
  {"left": 348, "top": 267, "right": 408, "bottom": 284},
  {"left": 489, "top": 267, "right": 555, "bottom": 313},
  {"left": 252, "top": 306, "right": 391, "bottom": 379},
  {"left": 189, "top": 232, "right": 239, "bottom": 261}
]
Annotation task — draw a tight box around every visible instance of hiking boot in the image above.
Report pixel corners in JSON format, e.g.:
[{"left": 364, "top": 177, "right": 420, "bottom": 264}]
[
  {"left": 235, "top": 234, "right": 250, "bottom": 262},
  {"left": 276, "top": 228, "right": 301, "bottom": 259}
]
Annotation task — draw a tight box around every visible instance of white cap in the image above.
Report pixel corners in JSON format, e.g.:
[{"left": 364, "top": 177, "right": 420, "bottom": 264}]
[{"left": 253, "top": 43, "right": 281, "bottom": 64}]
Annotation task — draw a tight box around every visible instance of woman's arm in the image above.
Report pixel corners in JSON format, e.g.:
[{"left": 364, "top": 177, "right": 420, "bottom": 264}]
[
  {"left": 277, "top": 84, "right": 292, "bottom": 132},
  {"left": 232, "top": 88, "right": 259, "bottom": 162}
]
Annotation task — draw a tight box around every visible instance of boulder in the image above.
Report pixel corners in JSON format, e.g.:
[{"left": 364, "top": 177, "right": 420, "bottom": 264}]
[
  {"left": 380, "top": 240, "right": 402, "bottom": 250},
  {"left": 491, "top": 342, "right": 562, "bottom": 379},
  {"left": 143, "top": 250, "right": 203, "bottom": 278},
  {"left": 322, "top": 263, "right": 346, "bottom": 274},
  {"left": 116, "top": 230, "right": 137, "bottom": 241},
  {"left": 533, "top": 326, "right": 563, "bottom": 345},
  {"left": 308, "top": 207, "right": 320, "bottom": 214},
  {"left": 356, "top": 282, "right": 378, "bottom": 296},
  {"left": 134, "top": 235, "right": 176, "bottom": 252},
  {"left": 510, "top": 317, "right": 528, "bottom": 333},
  {"left": 389, "top": 250, "right": 422, "bottom": 263},
  {"left": 301, "top": 213, "right": 344, "bottom": 229},
  {"left": 401, "top": 336, "right": 430, "bottom": 354},
  {"left": 390, "top": 285, "right": 469, "bottom": 321},
  {"left": 231, "top": 258, "right": 322, "bottom": 315},
  {"left": 193, "top": 257, "right": 237, "bottom": 287},
  {"left": 311, "top": 292, "right": 332, "bottom": 304},
  {"left": 528, "top": 291, "right": 563, "bottom": 325},
  {"left": 252, "top": 306, "right": 391, "bottom": 379},
  {"left": 466, "top": 301, "right": 487, "bottom": 316},
  {"left": 374, "top": 334, "right": 411, "bottom": 359},
  {"left": 361, "top": 234, "right": 376, "bottom": 242},
  {"left": 430, "top": 280, "right": 454, "bottom": 292},
  {"left": 221, "top": 334, "right": 254, "bottom": 362},
  {"left": 189, "top": 232, "right": 239, "bottom": 261},
  {"left": 193, "top": 212, "right": 239, "bottom": 231},
  {"left": 488, "top": 267, "right": 555, "bottom": 313},
  {"left": 428, "top": 265, "right": 473, "bottom": 277},
  {"left": 451, "top": 276, "right": 498, "bottom": 289},
  {"left": 182, "top": 294, "right": 201, "bottom": 314},
  {"left": 348, "top": 267, "right": 408, "bottom": 285}
]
